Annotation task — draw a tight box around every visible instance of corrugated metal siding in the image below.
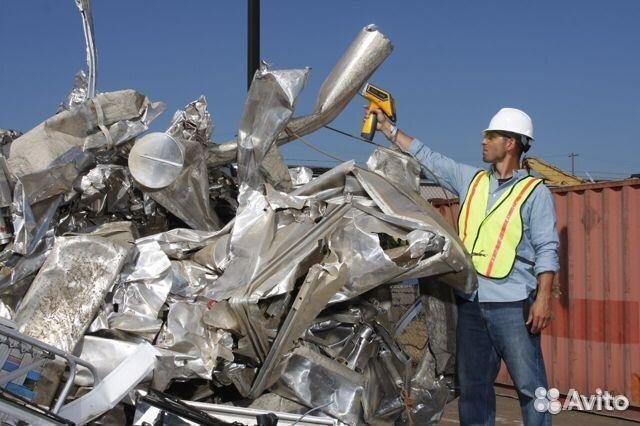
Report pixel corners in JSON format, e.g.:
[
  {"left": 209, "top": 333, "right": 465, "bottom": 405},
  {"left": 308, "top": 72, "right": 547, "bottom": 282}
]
[{"left": 429, "top": 179, "right": 640, "bottom": 420}]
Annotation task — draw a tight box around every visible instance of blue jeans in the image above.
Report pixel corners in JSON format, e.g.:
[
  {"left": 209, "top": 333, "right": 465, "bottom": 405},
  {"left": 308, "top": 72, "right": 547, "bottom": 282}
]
[{"left": 456, "top": 293, "right": 551, "bottom": 426}]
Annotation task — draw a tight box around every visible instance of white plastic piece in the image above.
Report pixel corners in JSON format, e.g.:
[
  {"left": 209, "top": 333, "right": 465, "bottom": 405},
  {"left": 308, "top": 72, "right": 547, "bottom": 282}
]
[{"left": 58, "top": 342, "right": 159, "bottom": 424}]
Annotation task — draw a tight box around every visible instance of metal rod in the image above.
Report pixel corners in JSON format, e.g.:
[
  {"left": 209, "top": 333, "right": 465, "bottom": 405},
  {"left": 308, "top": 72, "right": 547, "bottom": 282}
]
[
  {"left": 247, "top": 0, "right": 260, "bottom": 90},
  {"left": 52, "top": 362, "right": 76, "bottom": 414},
  {"left": 75, "top": 0, "right": 97, "bottom": 98}
]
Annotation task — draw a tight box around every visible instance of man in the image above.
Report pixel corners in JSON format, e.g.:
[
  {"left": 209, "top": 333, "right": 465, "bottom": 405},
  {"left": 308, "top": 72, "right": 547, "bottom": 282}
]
[{"left": 370, "top": 107, "right": 559, "bottom": 425}]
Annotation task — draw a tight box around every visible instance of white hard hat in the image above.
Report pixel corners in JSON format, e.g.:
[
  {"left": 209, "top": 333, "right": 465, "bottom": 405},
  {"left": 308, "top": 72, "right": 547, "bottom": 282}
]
[{"left": 485, "top": 108, "right": 534, "bottom": 141}]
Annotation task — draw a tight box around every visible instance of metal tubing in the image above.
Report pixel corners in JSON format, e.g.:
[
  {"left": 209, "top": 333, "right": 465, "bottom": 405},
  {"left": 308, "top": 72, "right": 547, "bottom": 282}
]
[
  {"left": 52, "top": 362, "right": 76, "bottom": 414},
  {"left": 75, "top": 0, "right": 97, "bottom": 98}
]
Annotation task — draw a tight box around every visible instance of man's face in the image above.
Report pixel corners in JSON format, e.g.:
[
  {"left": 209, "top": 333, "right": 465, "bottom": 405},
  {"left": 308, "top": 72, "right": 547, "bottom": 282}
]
[{"left": 482, "top": 131, "right": 509, "bottom": 163}]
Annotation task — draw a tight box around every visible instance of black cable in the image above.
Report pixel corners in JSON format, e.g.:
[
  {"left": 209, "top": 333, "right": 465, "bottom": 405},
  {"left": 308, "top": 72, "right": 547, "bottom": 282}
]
[{"left": 323, "top": 125, "right": 385, "bottom": 146}]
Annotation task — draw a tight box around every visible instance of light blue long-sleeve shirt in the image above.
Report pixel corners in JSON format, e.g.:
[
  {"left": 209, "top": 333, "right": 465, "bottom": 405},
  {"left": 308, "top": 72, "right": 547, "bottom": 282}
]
[{"left": 408, "top": 138, "right": 560, "bottom": 302}]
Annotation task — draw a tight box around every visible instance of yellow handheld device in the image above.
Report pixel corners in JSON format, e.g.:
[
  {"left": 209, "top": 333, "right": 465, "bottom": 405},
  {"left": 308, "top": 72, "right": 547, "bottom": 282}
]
[{"left": 360, "top": 83, "right": 396, "bottom": 141}]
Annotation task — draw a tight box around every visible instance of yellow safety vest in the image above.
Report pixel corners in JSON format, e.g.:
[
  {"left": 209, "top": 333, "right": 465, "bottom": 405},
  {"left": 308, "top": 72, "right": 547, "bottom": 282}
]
[{"left": 458, "top": 171, "right": 542, "bottom": 279}]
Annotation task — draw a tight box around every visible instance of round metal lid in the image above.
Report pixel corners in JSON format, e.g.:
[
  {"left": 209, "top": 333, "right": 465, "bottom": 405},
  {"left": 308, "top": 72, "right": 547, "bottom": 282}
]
[{"left": 128, "top": 132, "right": 184, "bottom": 189}]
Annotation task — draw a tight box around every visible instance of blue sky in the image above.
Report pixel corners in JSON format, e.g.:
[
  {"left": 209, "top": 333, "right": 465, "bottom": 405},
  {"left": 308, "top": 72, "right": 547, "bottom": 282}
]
[{"left": 1, "top": 1, "right": 639, "bottom": 179}]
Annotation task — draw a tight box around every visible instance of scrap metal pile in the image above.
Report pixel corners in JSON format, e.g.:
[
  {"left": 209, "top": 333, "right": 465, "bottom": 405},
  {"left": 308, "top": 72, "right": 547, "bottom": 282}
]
[{"left": 0, "top": 15, "right": 476, "bottom": 426}]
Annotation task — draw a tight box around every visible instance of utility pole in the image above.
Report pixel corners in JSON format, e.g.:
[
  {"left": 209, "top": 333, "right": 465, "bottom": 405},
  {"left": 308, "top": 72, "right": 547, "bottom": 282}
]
[
  {"left": 568, "top": 152, "right": 579, "bottom": 175},
  {"left": 247, "top": 0, "right": 260, "bottom": 91}
]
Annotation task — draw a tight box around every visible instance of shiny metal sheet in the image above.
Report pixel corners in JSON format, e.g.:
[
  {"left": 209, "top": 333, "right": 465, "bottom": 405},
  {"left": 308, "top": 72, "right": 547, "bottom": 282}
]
[
  {"left": 136, "top": 226, "right": 231, "bottom": 260},
  {"left": 167, "top": 95, "right": 213, "bottom": 145},
  {"left": 274, "top": 345, "right": 365, "bottom": 425},
  {"left": 15, "top": 236, "right": 131, "bottom": 352},
  {"left": 237, "top": 64, "right": 308, "bottom": 189},
  {"left": 289, "top": 166, "right": 313, "bottom": 187},
  {"left": 8, "top": 90, "right": 163, "bottom": 178},
  {"left": 155, "top": 301, "right": 234, "bottom": 383},
  {"left": 352, "top": 167, "right": 476, "bottom": 293},
  {"left": 200, "top": 188, "right": 276, "bottom": 301},
  {"left": 366, "top": 146, "right": 421, "bottom": 195},
  {"left": 290, "top": 161, "right": 354, "bottom": 198},
  {"left": 170, "top": 260, "right": 217, "bottom": 299},
  {"left": 75, "top": 335, "right": 149, "bottom": 386},
  {"left": 110, "top": 240, "right": 172, "bottom": 337},
  {"left": 148, "top": 139, "right": 222, "bottom": 231}
]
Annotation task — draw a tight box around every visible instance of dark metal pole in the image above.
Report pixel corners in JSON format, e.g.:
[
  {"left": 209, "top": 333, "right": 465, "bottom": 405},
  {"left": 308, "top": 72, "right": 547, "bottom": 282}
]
[
  {"left": 247, "top": 0, "right": 260, "bottom": 91},
  {"left": 569, "top": 152, "right": 579, "bottom": 175}
]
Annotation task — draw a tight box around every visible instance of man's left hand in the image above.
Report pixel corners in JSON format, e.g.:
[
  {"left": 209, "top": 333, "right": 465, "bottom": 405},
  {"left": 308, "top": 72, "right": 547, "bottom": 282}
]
[{"left": 526, "top": 294, "right": 552, "bottom": 334}]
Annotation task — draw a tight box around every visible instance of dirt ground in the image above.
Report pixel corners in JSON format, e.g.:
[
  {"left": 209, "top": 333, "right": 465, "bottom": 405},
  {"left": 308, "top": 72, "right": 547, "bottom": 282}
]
[{"left": 440, "top": 392, "right": 639, "bottom": 425}]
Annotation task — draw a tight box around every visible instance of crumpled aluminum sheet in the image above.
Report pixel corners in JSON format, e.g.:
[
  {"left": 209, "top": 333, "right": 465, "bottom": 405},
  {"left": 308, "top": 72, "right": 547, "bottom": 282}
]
[
  {"left": 154, "top": 301, "right": 234, "bottom": 388},
  {"left": 75, "top": 335, "right": 150, "bottom": 386},
  {"left": 136, "top": 226, "right": 232, "bottom": 260},
  {"left": 264, "top": 184, "right": 309, "bottom": 210},
  {"left": 14, "top": 235, "right": 131, "bottom": 352},
  {"left": 191, "top": 234, "right": 230, "bottom": 274},
  {"left": 289, "top": 166, "right": 313, "bottom": 187},
  {"left": 261, "top": 146, "right": 294, "bottom": 193},
  {"left": 60, "top": 70, "right": 89, "bottom": 111},
  {"left": 205, "top": 196, "right": 349, "bottom": 304},
  {"left": 325, "top": 209, "right": 433, "bottom": 304},
  {"left": 148, "top": 139, "right": 222, "bottom": 231},
  {"left": 237, "top": 64, "right": 308, "bottom": 189},
  {"left": 0, "top": 230, "right": 54, "bottom": 307},
  {"left": 10, "top": 147, "right": 94, "bottom": 255},
  {"left": 403, "top": 377, "right": 451, "bottom": 425},
  {"left": 290, "top": 160, "right": 355, "bottom": 199},
  {"left": 361, "top": 355, "right": 404, "bottom": 425},
  {"left": 170, "top": 260, "right": 218, "bottom": 299},
  {"left": 352, "top": 167, "right": 477, "bottom": 293},
  {"left": 252, "top": 263, "right": 349, "bottom": 398},
  {"left": 11, "top": 189, "right": 61, "bottom": 256},
  {"left": 80, "top": 221, "right": 137, "bottom": 242},
  {"left": 366, "top": 146, "right": 421, "bottom": 194},
  {"left": 147, "top": 97, "right": 221, "bottom": 231},
  {"left": 273, "top": 345, "right": 365, "bottom": 425},
  {"left": 209, "top": 24, "right": 393, "bottom": 167},
  {"left": 109, "top": 240, "right": 172, "bottom": 338},
  {"left": 7, "top": 90, "right": 164, "bottom": 178},
  {"left": 200, "top": 187, "right": 276, "bottom": 301},
  {"left": 77, "top": 165, "right": 133, "bottom": 216},
  {"left": 167, "top": 95, "right": 213, "bottom": 145},
  {"left": 84, "top": 101, "right": 165, "bottom": 152}
]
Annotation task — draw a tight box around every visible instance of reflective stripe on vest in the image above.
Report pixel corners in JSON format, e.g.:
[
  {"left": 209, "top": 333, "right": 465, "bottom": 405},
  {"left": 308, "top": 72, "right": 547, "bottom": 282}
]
[{"left": 457, "top": 171, "right": 542, "bottom": 279}]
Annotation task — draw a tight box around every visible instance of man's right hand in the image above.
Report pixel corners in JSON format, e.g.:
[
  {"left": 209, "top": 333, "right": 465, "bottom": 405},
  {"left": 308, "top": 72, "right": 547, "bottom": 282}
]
[
  {"left": 363, "top": 105, "right": 413, "bottom": 151},
  {"left": 363, "top": 106, "right": 393, "bottom": 138}
]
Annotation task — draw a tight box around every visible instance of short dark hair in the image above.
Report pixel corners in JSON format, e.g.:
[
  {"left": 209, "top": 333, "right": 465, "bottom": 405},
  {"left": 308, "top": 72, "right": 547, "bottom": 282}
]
[{"left": 497, "top": 131, "right": 529, "bottom": 156}]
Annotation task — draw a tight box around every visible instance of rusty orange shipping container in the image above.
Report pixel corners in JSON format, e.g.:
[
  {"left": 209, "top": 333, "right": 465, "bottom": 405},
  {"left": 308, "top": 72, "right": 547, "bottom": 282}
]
[{"left": 431, "top": 178, "right": 640, "bottom": 421}]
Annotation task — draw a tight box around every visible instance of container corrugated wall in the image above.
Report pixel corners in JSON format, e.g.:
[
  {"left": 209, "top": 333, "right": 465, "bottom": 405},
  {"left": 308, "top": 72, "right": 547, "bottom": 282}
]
[{"left": 431, "top": 179, "right": 640, "bottom": 421}]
